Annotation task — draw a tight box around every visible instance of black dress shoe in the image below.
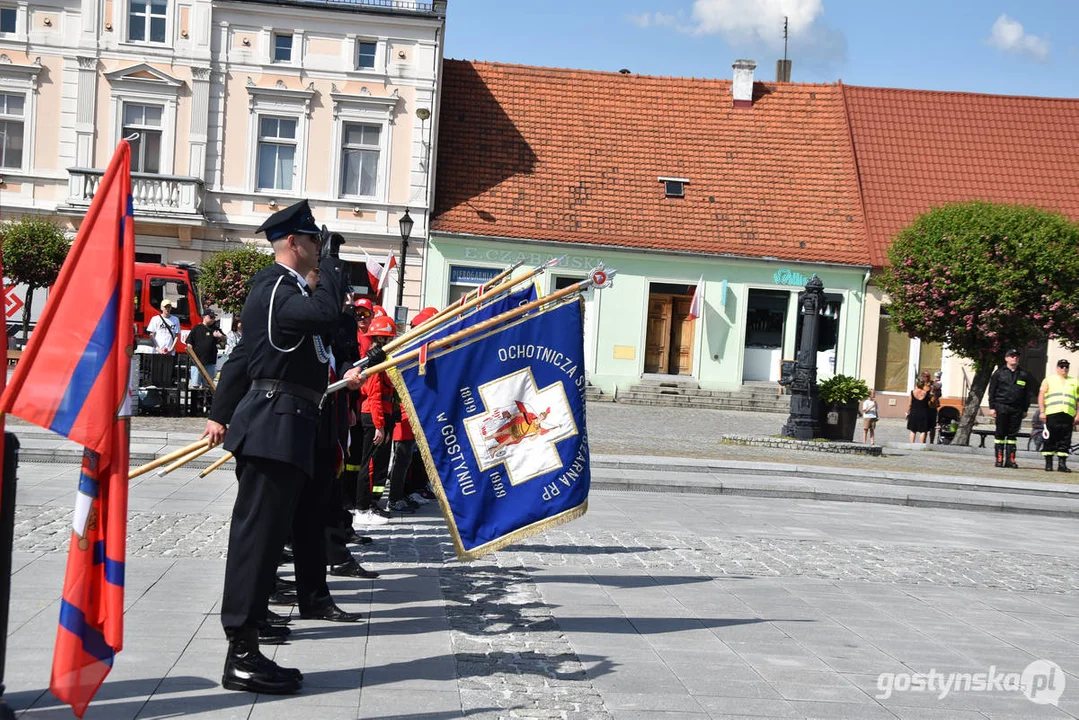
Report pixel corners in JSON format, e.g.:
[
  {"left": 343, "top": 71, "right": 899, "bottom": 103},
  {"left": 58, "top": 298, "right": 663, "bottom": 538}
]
[
  {"left": 276, "top": 577, "right": 297, "bottom": 590},
  {"left": 258, "top": 624, "right": 291, "bottom": 645},
  {"left": 329, "top": 559, "right": 380, "bottom": 579},
  {"left": 344, "top": 528, "right": 374, "bottom": 545},
  {"left": 299, "top": 603, "right": 364, "bottom": 623},
  {"left": 268, "top": 586, "right": 298, "bottom": 605},
  {"left": 222, "top": 636, "right": 302, "bottom": 694},
  {"left": 265, "top": 609, "right": 291, "bottom": 626}
]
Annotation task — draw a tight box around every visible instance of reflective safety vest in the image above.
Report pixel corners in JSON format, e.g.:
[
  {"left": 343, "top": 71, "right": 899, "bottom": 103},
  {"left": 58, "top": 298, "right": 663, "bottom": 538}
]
[{"left": 1044, "top": 374, "right": 1079, "bottom": 417}]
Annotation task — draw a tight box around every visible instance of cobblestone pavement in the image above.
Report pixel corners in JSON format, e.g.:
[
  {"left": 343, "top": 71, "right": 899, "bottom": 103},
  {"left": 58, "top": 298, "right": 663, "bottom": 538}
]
[{"left": 9, "top": 456, "right": 1079, "bottom": 719}]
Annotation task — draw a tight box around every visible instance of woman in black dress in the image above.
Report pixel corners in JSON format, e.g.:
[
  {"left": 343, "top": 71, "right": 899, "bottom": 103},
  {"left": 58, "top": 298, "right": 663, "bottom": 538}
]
[{"left": 906, "top": 379, "right": 931, "bottom": 443}]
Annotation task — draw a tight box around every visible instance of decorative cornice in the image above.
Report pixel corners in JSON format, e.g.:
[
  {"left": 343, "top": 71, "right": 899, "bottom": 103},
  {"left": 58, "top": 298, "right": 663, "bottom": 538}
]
[
  {"left": 0, "top": 56, "right": 44, "bottom": 89},
  {"left": 245, "top": 77, "right": 317, "bottom": 116},
  {"left": 105, "top": 62, "right": 185, "bottom": 88},
  {"left": 330, "top": 87, "right": 399, "bottom": 121}
]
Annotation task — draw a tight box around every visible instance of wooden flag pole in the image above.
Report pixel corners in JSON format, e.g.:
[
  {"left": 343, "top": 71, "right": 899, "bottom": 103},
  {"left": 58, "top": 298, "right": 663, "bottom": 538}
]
[
  {"left": 325, "top": 265, "right": 616, "bottom": 397},
  {"left": 157, "top": 443, "right": 212, "bottom": 476},
  {"left": 186, "top": 346, "right": 217, "bottom": 391},
  {"left": 129, "top": 438, "right": 210, "bottom": 479},
  {"left": 198, "top": 451, "right": 233, "bottom": 478}
]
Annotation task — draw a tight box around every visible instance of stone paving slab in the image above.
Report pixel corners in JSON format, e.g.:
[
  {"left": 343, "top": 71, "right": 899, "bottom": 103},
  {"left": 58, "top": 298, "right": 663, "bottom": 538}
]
[{"left": 6, "top": 474, "right": 1079, "bottom": 720}]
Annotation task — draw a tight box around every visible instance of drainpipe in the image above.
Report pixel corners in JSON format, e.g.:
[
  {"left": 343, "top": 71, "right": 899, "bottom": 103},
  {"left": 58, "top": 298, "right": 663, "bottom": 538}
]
[{"left": 854, "top": 268, "right": 871, "bottom": 380}]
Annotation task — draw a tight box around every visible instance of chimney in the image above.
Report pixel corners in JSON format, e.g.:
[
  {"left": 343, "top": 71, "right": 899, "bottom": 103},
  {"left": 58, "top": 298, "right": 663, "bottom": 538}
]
[
  {"left": 732, "top": 59, "right": 756, "bottom": 108},
  {"left": 776, "top": 59, "right": 792, "bottom": 82}
]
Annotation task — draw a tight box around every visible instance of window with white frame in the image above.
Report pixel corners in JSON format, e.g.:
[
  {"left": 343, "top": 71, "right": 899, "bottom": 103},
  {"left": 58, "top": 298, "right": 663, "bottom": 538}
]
[
  {"left": 128, "top": 0, "right": 167, "bottom": 43},
  {"left": 357, "top": 41, "right": 377, "bottom": 70},
  {"left": 340, "top": 123, "right": 380, "bottom": 197},
  {"left": 273, "top": 33, "right": 293, "bottom": 63},
  {"left": 257, "top": 116, "right": 297, "bottom": 191},
  {"left": 0, "top": 92, "right": 23, "bottom": 169},
  {"left": 122, "top": 103, "right": 163, "bottom": 173},
  {"left": 0, "top": 8, "right": 16, "bottom": 34}
]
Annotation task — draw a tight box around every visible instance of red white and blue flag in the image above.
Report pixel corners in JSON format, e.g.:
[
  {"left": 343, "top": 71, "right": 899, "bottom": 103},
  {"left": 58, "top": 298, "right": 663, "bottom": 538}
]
[{"left": 0, "top": 141, "right": 135, "bottom": 717}]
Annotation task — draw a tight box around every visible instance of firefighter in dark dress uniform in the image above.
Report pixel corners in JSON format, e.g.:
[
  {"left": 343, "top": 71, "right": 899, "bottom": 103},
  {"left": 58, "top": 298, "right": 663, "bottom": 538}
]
[
  {"left": 988, "top": 348, "right": 1036, "bottom": 469},
  {"left": 201, "top": 200, "right": 365, "bottom": 695}
]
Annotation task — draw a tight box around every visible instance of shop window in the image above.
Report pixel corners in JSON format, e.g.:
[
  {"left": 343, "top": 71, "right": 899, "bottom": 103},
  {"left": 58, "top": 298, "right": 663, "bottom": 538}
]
[
  {"left": 874, "top": 309, "right": 909, "bottom": 392},
  {"left": 745, "top": 289, "right": 788, "bottom": 349},
  {"left": 448, "top": 265, "right": 500, "bottom": 304},
  {"left": 919, "top": 341, "right": 943, "bottom": 380}
]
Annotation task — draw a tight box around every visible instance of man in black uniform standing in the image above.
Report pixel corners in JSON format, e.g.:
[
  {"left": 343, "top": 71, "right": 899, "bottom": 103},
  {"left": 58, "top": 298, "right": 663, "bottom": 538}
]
[
  {"left": 202, "top": 200, "right": 363, "bottom": 694},
  {"left": 988, "top": 348, "right": 1036, "bottom": 469}
]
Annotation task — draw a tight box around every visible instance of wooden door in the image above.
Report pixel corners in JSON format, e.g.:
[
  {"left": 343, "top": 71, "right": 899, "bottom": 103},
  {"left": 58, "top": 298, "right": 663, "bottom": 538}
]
[
  {"left": 645, "top": 295, "right": 673, "bottom": 373},
  {"left": 670, "top": 297, "right": 696, "bottom": 375}
]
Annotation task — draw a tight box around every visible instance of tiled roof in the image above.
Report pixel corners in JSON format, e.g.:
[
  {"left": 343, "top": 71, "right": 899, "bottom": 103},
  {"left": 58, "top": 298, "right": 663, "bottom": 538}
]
[
  {"left": 432, "top": 60, "right": 871, "bottom": 266},
  {"left": 842, "top": 85, "right": 1079, "bottom": 267}
]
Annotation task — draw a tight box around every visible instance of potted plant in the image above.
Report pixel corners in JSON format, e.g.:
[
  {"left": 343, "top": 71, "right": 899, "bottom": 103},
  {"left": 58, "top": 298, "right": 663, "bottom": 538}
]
[{"left": 816, "top": 375, "right": 871, "bottom": 441}]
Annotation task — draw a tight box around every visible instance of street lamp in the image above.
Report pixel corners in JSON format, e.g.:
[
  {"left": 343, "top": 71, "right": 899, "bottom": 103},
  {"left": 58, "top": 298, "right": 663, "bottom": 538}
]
[{"left": 396, "top": 208, "right": 413, "bottom": 307}]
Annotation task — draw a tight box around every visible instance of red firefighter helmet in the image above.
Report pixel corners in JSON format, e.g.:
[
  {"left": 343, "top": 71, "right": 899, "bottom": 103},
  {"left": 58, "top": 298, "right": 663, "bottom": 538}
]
[
  {"left": 373, "top": 305, "right": 388, "bottom": 317},
  {"left": 366, "top": 316, "right": 397, "bottom": 338},
  {"left": 353, "top": 297, "right": 374, "bottom": 315},
  {"left": 410, "top": 306, "right": 439, "bottom": 328}
]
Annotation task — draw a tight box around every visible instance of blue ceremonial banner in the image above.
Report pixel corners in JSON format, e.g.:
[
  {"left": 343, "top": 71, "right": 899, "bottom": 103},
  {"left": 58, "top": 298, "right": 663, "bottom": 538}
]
[
  {"left": 391, "top": 299, "right": 589, "bottom": 560},
  {"left": 398, "top": 285, "right": 538, "bottom": 354}
]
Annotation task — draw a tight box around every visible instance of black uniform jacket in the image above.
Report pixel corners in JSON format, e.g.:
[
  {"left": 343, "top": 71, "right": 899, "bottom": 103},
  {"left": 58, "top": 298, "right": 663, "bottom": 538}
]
[
  {"left": 222, "top": 259, "right": 345, "bottom": 478},
  {"left": 988, "top": 365, "right": 1036, "bottom": 412}
]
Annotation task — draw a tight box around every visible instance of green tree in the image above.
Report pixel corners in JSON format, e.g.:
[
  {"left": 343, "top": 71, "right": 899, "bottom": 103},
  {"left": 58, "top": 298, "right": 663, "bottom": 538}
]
[
  {"left": 1, "top": 216, "right": 71, "bottom": 342},
  {"left": 197, "top": 244, "right": 274, "bottom": 315},
  {"left": 881, "top": 201, "right": 1079, "bottom": 446}
]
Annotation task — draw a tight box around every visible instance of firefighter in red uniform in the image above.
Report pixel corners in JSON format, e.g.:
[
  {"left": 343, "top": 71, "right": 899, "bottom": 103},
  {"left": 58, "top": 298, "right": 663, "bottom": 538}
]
[
  {"left": 352, "top": 316, "right": 397, "bottom": 525},
  {"left": 342, "top": 297, "right": 376, "bottom": 512}
]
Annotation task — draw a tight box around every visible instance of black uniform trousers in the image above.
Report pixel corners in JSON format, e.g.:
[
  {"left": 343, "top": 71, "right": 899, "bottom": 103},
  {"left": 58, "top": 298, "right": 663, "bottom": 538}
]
[
  {"left": 387, "top": 440, "right": 416, "bottom": 503},
  {"left": 221, "top": 456, "right": 303, "bottom": 635},
  {"left": 357, "top": 413, "right": 393, "bottom": 507},
  {"left": 342, "top": 423, "right": 369, "bottom": 510},
  {"left": 993, "top": 406, "right": 1025, "bottom": 446},
  {"left": 1043, "top": 412, "right": 1075, "bottom": 457},
  {"left": 292, "top": 452, "right": 335, "bottom": 614}
]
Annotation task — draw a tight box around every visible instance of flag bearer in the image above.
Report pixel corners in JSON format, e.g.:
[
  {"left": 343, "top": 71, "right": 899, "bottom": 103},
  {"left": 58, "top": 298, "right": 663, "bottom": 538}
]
[
  {"left": 1038, "top": 358, "right": 1079, "bottom": 472},
  {"left": 202, "top": 199, "right": 363, "bottom": 695}
]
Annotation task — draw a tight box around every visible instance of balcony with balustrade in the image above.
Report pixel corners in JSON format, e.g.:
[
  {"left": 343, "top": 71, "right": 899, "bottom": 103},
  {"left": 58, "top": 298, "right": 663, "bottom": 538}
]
[{"left": 62, "top": 168, "right": 206, "bottom": 224}]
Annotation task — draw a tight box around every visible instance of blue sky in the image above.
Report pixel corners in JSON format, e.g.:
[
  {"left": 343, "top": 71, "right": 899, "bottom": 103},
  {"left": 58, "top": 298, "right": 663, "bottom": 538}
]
[{"left": 444, "top": 0, "right": 1078, "bottom": 98}]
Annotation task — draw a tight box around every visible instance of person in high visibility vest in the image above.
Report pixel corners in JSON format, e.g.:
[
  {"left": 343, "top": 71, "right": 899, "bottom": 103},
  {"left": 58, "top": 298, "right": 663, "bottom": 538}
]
[{"left": 1037, "top": 358, "right": 1079, "bottom": 473}]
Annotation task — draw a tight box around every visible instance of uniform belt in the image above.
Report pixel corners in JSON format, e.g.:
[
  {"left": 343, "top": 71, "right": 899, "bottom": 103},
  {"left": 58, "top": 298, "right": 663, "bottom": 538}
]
[{"left": 250, "top": 379, "right": 323, "bottom": 406}]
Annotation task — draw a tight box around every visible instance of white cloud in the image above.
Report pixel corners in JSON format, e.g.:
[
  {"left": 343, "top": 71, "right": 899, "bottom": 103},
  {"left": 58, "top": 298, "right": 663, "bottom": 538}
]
[
  {"left": 688, "top": 0, "right": 824, "bottom": 43},
  {"left": 988, "top": 14, "right": 1050, "bottom": 62},
  {"left": 626, "top": 11, "right": 678, "bottom": 29}
]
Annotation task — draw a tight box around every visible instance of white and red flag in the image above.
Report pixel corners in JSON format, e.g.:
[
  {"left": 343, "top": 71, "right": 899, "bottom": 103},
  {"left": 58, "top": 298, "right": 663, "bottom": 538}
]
[{"left": 687, "top": 276, "right": 704, "bottom": 320}]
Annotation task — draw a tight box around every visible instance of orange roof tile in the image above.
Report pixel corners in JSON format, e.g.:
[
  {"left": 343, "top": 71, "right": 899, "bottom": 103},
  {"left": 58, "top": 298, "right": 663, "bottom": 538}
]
[
  {"left": 432, "top": 60, "right": 871, "bottom": 266},
  {"left": 842, "top": 85, "right": 1079, "bottom": 267}
]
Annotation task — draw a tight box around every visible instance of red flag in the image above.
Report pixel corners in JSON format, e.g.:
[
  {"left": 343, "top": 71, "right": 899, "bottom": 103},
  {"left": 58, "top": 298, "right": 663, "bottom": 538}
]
[
  {"left": 0, "top": 141, "right": 135, "bottom": 717},
  {"left": 687, "top": 276, "right": 704, "bottom": 320},
  {"left": 365, "top": 249, "right": 397, "bottom": 295}
]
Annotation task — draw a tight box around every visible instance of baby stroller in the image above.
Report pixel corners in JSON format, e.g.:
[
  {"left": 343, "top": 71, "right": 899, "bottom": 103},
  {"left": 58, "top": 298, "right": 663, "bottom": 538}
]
[{"left": 936, "top": 406, "right": 961, "bottom": 445}]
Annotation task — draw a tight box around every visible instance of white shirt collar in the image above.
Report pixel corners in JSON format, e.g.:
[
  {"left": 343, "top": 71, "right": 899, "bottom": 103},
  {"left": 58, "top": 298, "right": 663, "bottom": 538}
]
[{"left": 276, "top": 262, "right": 308, "bottom": 289}]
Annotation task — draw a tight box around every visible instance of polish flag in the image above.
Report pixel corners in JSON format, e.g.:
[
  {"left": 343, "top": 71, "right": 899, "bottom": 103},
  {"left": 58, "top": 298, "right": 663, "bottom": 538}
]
[
  {"left": 365, "top": 250, "right": 397, "bottom": 294},
  {"left": 688, "top": 276, "right": 704, "bottom": 320}
]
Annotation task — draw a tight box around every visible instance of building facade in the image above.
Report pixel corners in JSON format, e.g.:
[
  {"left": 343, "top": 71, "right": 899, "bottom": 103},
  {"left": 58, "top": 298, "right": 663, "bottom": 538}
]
[
  {"left": 427, "top": 60, "right": 873, "bottom": 396},
  {"left": 0, "top": 0, "right": 445, "bottom": 320}
]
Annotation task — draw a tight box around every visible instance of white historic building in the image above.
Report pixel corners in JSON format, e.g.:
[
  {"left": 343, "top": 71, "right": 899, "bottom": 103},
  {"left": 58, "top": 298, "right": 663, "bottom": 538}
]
[{"left": 0, "top": 0, "right": 446, "bottom": 311}]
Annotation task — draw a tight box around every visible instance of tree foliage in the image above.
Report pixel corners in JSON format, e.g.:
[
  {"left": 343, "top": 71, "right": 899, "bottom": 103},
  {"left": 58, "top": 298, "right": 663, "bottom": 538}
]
[
  {"left": 881, "top": 201, "right": 1079, "bottom": 444},
  {"left": 196, "top": 244, "right": 274, "bottom": 315},
  {"left": 1, "top": 216, "right": 71, "bottom": 341}
]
